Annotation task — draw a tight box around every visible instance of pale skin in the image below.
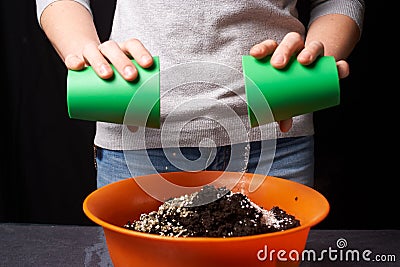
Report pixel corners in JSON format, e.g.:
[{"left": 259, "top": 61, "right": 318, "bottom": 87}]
[{"left": 40, "top": 0, "right": 361, "bottom": 132}]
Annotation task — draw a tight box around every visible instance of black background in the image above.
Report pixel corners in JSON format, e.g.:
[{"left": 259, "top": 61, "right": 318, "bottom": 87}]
[{"left": 1, "top": 1, "right": 397, "bottom": 229}]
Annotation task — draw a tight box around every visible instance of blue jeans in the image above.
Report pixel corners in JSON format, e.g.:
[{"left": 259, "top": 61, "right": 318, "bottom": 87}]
[{"left": 95, "top": 136, "right": 314, "bottom": 188}]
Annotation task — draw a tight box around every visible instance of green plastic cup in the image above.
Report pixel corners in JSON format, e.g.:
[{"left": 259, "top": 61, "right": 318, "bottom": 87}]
[
  {"left": 67, "top": 56, "right": 160, "bottom": 128},
  {"left": 242, "top": 55, "right": 340, "bottom": 127}
]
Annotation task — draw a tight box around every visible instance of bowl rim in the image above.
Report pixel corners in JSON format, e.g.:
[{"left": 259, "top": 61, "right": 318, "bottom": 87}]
[{"left": 83, "top": 172, "right": 330, "bottom": 242}]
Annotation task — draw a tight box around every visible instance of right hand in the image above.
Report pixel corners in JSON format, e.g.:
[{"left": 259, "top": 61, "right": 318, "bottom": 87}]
[{"left": 64, "top": 38, "right": 153, "bottom": 81}]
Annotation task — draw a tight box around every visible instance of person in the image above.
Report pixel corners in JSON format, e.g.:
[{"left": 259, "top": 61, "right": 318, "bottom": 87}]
[{"left": 36, "top": 0, "right": 365, "bottom": 189}]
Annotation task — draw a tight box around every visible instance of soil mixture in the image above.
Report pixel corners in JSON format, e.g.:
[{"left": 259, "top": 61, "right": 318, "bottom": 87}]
[{"left": 123, "top": 185, "right": 300, "bottom": 237}]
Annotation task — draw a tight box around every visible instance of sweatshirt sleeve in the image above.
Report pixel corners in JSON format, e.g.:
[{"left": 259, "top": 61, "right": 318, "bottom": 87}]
[
  {"left": 309, "top": 0, "right": 365, "bottom": 32},
  {"left": 35, "top": 0, "right": 92, "bottom": 27}
]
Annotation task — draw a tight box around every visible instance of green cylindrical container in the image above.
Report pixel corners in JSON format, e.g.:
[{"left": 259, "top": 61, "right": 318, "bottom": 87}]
[
  {"left": 242, "top": 55, "right": 340, "bottom": 127},
  {"left": 67, "top": 56, "right": 160, "bottom": 128}
]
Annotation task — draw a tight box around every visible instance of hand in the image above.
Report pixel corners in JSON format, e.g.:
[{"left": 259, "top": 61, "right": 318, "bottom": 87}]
[
  {"left": 249, "top": 32, "right": 349, "bottom": 132},
  {"left": 64, "top": 38, "right": 153, "bottom": 81}
]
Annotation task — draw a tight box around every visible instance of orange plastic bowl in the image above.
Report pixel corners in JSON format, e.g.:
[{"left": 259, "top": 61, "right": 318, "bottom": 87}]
[{"left": 83, "top": 171, "right": 329, "bottom": 267}]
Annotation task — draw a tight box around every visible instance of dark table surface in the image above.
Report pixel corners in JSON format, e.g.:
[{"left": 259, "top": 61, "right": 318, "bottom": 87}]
[{"left": 0, "top": 223, "right": 398, "bottom": 267}]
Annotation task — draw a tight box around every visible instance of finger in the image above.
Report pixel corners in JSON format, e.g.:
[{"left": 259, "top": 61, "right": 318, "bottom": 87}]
[
  {"left": 82, "top": 42, "right": 114, "bottom": 79},
  {"left": 120, "top": 38, "right": 153, "bottom": 68},
  {"left": 64, "top": 54, "right": 86, "bottom": 70},
  {"left": 249, "top": 40, "right": 278, "bottom": 59},
  {"left": 296, "top": 40, "right": 324, "bottom": 65},
  {"left": 336, "top": 60, "right": 350, "bottom": 79},
  {"left": 278, "top": 118, "right": 293, "bottom": 133},
  {"left": 98, "top": 40, "right": 138, "bottom": 81},
  {"left": 271, "top": 32, "right": 304, "bottom": 69},
  {"left": 127, "top": 125, "right": 139, "bottom": 132}
]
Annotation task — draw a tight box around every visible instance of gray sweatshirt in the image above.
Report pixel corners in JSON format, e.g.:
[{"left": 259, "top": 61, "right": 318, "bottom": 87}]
[{"left": 36, "top": 0, "right": 365, "bottom": 150}]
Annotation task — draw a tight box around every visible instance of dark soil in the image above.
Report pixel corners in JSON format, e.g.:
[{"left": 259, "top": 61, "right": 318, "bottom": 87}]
[{"left": 124, "top": 185, "right": 300, "bottom": 237}]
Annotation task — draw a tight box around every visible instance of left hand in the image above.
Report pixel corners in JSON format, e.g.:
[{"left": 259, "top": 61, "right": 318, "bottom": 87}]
[{"left": 250, "top": 32, "right": 349, "bottom": 132}]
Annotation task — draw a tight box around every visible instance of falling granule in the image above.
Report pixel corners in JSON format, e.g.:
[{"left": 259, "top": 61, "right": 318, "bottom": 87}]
[{"left": 123, "top": 185, "right": 300, "bottom": 237}]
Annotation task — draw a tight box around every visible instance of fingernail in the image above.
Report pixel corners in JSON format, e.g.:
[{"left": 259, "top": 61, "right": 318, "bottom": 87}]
[
  {"left": 99, "top": 64, "right": 109, "bottom": 75},
  {"left": 141, "top": 55, "right": 152, "bottom": 65},
  {"left": 272, "top": 55, "right": 284, "bottom": 65},
  {"left": 298, "top": 51, "right": 312, "bottom": 62},
  {"left": 251, "top": 46, "right": 262, "bottom": 54},
  {"left": 124, "top": 66, "right": 135, "bottom": 77}
]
